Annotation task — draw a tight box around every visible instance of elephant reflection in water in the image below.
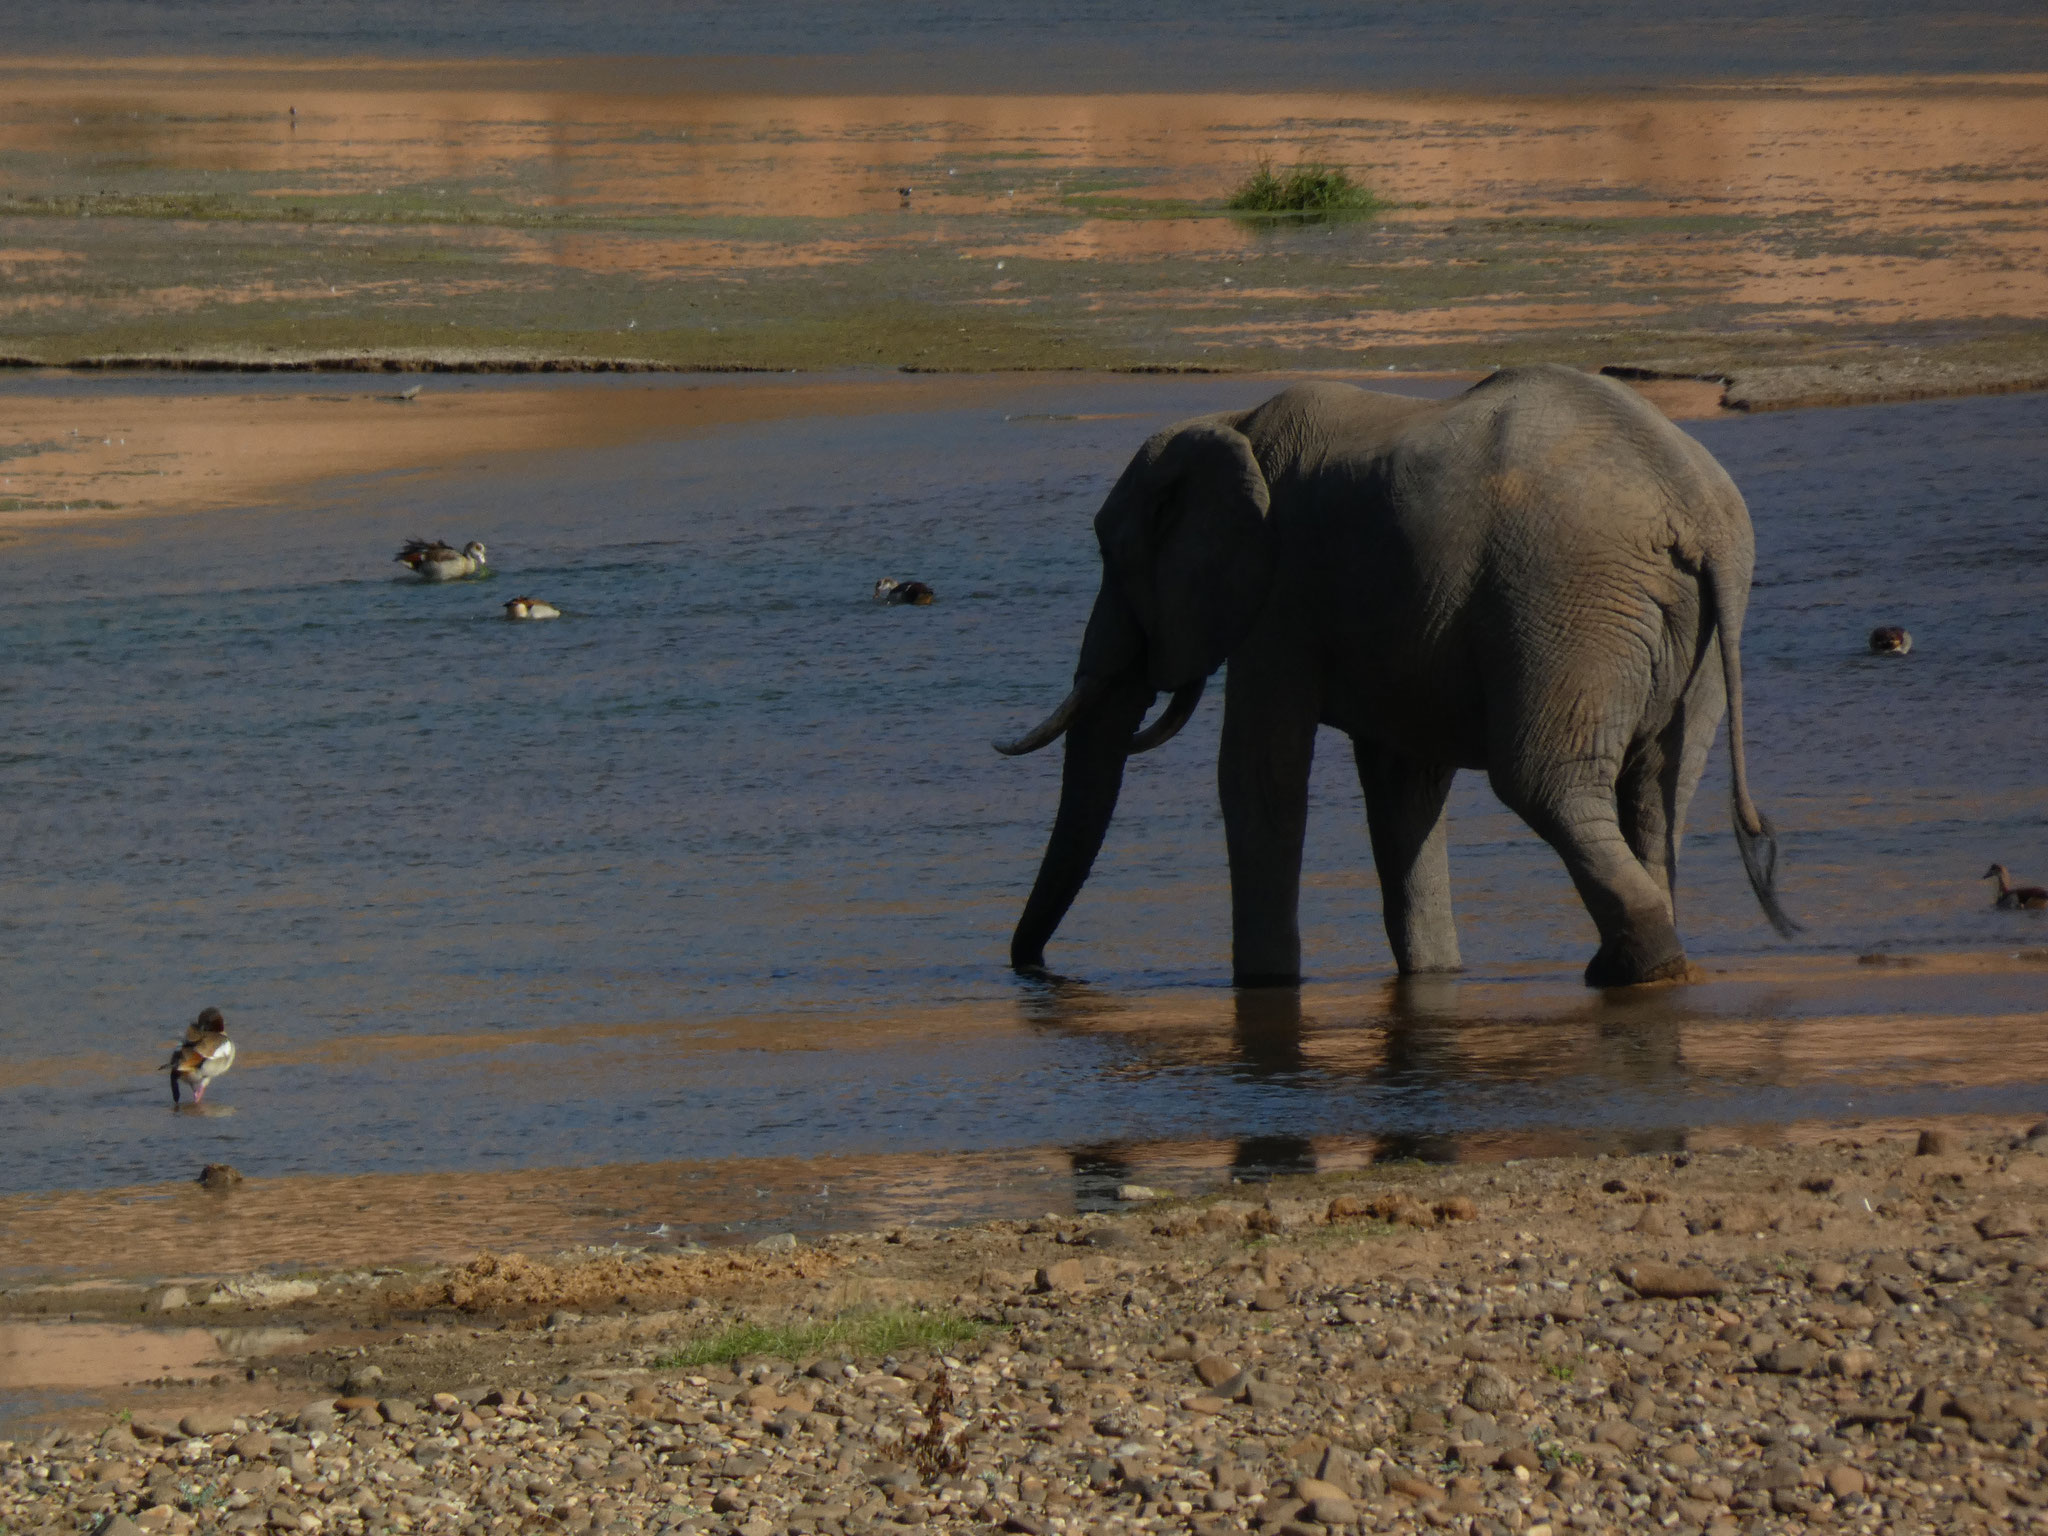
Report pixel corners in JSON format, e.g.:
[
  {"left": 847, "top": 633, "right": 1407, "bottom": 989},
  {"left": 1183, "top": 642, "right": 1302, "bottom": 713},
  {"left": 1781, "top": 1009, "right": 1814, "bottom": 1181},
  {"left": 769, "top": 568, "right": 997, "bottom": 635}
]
[
  {"left": 998, "top": 366, "right": 1797, "bottom": 990},
  {"left": 1034, "top": 979, "right": 1692, "bottom": 1206}
]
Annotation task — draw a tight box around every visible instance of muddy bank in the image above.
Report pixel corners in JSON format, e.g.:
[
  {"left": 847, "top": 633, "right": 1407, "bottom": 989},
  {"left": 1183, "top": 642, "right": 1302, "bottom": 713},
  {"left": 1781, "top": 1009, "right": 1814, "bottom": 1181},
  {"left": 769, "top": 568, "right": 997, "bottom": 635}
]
[
  {"left": 7, "top": 1123, "right": 2048, "bottom": 1534},
  {"left": 17, "top": 348, "right": 2045, "bottom": 418},
  {"left": 1606, "top": 346, "right": 2048, "bottom": 415}
]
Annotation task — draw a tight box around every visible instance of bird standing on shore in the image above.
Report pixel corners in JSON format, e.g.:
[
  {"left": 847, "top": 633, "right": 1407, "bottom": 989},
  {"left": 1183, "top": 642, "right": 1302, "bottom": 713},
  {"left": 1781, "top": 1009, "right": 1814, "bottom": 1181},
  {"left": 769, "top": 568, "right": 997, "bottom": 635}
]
[
  {"left": 1869, "top": 626, "right": 1912, "bottom": 655},
  {"left": 503, "top": 596, "right": 561, "bottom": 620},
  {"left": 163, "top": 1008, "right": 237, "bottom": 1105},
  {"left": 395, "top": 539, "right": 487, "bottom": 581},
  {"left": 874, "top": 577, "right": 935, "bottom": 606},
  {"left": 1986, "top": 864, "right": 2048, "bottom": 910}
]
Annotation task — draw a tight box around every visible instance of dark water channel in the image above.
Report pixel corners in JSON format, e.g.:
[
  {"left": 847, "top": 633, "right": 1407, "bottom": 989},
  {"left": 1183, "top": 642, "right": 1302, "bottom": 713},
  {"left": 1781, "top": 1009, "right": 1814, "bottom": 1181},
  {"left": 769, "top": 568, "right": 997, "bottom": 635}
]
[
  {"left": 5, "top": 1, "right": 2045, "bottom": 91},
  {"left": 1, "top": 372, "right": 2046, "bottom": 1202}
]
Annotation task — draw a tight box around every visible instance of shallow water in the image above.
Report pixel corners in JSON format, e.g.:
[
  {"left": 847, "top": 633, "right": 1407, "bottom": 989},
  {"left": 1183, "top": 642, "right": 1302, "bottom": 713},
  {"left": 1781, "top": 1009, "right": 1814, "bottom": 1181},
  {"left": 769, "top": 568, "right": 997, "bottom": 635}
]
[
  {"left": 1, "top": 373, "right": 2046, "bottom": 1207},
  {"left": 6, "top": 2, "right": 2046, "bottom": 90}
]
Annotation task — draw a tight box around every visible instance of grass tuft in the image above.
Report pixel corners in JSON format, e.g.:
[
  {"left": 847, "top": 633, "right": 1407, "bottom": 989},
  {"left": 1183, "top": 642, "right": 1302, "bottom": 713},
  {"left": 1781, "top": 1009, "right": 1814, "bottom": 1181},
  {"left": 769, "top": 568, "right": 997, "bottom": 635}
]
[
  {"left": 651, "top": 1307, "right": 981, "bottom": 1370},
  {"left": 1226, "top": 157, "right": 1380, "bottom": 218}
]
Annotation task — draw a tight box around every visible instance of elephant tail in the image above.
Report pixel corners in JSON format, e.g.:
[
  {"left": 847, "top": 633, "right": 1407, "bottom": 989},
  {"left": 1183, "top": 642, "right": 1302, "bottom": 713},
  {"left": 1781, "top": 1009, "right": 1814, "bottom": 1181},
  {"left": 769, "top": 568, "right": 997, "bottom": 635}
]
[{"left": 1705, "top": 558, "right": 1800, "bottom": 938}]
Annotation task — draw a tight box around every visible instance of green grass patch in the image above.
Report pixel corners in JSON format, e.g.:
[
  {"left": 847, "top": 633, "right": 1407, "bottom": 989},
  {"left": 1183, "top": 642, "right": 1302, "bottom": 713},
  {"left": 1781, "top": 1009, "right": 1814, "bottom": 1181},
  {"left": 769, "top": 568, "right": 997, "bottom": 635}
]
[
  {"left": 1227, "top": 157, "right": 1380, "bottom": 219},
  {"left": 651, "top": 1307, "right": 982, "bottom": 1370}
]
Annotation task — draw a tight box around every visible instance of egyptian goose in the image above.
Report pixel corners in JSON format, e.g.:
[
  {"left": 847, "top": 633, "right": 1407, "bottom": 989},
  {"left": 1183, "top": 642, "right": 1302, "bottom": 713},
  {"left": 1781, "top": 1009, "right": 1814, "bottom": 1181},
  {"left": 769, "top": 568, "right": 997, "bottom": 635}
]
[
  {"left": 163, "top": 1008, "right": 236, "bottom": 1104},
  {"left": 1869, "top": 626, "right": 1912, "bottom": 655},
  {"left": 395, "top": 539, "right": 487, "bottom": 581},
  {"left": 504, "top": 596, "right": 561, "bottom": 620},
  {"left": 874, "top": 578, "right": 935, "bottom": 606},
  {"left": 1986, "top": 865, "right": 2048, "bottom": 910}
]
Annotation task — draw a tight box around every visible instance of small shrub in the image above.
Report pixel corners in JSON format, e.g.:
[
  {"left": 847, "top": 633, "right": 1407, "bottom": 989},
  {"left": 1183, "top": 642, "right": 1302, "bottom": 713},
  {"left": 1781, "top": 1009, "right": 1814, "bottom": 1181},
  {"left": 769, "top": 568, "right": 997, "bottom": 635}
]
[{"left": 1227, "top": 157, "right": 1380, "bottom": 217}]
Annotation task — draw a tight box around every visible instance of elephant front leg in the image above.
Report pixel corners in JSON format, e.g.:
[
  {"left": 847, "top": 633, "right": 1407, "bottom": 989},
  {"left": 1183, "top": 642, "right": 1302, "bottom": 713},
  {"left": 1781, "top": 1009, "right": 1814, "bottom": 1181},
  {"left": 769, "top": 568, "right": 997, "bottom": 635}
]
[
  {"left": 1353, "top": 743, "right": 1462, "bottom": 974},
  {"left": 1220, "top": 668, "right": 1318, "bottom": 987}
]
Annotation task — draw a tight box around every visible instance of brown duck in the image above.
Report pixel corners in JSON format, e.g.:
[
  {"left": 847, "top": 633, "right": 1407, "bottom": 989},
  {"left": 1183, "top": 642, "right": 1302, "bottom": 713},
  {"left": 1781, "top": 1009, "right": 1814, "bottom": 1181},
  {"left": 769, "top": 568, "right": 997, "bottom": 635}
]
[
  {"left": 162, "top": 1007, "right": 237, "bottom": 1104},
  {"left": 873, "top": 578, "right": 935, "bottom": 606},
  {"left": 1985, "top": 864, "right": 2048, "bottom": 910}
]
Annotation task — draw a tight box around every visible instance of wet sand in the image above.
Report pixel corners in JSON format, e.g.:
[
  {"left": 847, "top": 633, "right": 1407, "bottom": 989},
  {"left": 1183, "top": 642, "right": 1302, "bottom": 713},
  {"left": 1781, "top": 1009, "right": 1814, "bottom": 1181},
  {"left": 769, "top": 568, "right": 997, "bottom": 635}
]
[{"left": 1, "top": 62, "right": 2047, "bottom": 395}]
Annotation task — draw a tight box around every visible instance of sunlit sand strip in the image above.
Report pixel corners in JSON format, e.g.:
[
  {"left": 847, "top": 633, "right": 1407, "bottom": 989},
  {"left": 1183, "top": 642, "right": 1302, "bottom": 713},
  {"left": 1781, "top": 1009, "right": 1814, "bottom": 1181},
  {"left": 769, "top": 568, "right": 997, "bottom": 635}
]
[
  {"left": 12, "top": 948, "right": 2046, "bottom": 1090},
  {"left": 0, "top": 369, "right": 1745, "bottom": 535},
  {"left": 0, "top": 374, "right": 1060, "bottom": 532}
]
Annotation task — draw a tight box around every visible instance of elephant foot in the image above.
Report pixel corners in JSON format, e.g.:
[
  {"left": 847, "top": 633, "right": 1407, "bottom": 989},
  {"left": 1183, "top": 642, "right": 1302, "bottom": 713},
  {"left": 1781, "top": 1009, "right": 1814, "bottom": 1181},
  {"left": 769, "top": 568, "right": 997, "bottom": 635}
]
[
  {"left": 1583, "top": 940, "right": 1696, "bottom": 989},
  {"left": 1233, "top": 971, "right": 1303, "bottom": 989}
]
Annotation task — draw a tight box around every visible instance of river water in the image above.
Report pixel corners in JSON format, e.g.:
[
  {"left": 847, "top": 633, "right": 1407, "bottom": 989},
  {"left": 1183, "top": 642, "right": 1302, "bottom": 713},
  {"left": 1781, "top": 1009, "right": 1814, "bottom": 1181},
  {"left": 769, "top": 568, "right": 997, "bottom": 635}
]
[
  {"left": 1, "top": 372, "right": 2045, "bottom": 1216},
  {"left": 4, "top": 1, "right": 2045, "bottom": 90}
]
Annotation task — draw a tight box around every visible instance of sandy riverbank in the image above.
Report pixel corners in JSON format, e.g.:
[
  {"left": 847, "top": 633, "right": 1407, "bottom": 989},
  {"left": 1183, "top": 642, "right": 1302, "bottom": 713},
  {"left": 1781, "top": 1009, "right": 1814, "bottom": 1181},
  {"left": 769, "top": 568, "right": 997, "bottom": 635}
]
[
  {"left": 2, "top": 62, "right": 2046, "bottom": 387},
  {"left": 6, "top": 1122, "right": 2048, "bottom": 1533}
]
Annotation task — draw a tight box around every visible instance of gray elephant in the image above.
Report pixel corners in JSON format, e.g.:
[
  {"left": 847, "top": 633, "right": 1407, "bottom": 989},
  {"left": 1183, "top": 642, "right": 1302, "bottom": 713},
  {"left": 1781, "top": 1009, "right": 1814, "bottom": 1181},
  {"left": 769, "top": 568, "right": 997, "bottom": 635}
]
[{"left": 997, "top": 364, "right": 1796, "bottom": 988}]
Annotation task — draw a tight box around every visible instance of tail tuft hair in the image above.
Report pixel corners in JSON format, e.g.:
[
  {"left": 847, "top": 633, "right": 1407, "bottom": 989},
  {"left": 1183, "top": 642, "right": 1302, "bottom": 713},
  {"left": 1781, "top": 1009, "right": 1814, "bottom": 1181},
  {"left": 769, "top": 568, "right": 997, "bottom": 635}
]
[{"left": 1733, "top": 805, "right": 1801, "bottom": 938}]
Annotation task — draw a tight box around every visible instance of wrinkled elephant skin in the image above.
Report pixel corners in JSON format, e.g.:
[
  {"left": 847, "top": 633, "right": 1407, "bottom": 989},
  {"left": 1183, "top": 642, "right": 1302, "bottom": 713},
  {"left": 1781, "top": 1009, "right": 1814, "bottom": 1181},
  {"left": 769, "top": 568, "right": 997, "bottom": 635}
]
[{"left": 1000, "top": 365, "right": 1796, "bottom": 988}]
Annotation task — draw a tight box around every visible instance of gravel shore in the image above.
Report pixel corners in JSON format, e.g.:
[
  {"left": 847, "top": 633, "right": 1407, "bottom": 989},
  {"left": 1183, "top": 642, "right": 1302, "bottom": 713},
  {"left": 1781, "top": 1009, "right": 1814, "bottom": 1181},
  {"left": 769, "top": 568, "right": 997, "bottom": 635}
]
[{"left": 8, "top": 1123, "right": 2048, "bottom": 1536}]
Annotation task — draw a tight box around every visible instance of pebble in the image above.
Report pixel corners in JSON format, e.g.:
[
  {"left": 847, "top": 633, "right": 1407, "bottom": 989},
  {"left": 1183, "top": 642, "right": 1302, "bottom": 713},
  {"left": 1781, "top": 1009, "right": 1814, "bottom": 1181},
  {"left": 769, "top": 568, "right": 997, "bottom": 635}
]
[
  {"left": 1618, "top": 1259, "right": 1723, "bottom": 1298},
  {"left": 10, "top": 1124, "right": 2048, "bottom": 1536}
]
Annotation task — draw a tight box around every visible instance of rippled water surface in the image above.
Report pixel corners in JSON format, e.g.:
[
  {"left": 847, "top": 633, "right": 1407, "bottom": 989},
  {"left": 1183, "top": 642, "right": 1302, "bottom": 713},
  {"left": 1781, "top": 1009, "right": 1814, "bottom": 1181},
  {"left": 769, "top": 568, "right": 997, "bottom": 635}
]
[
  {"left": 2, "top": 373, "right": 2046, "bottom": 1202},
  {"left": 6, "top": 1, "right": 2045, "bottom": 89}
]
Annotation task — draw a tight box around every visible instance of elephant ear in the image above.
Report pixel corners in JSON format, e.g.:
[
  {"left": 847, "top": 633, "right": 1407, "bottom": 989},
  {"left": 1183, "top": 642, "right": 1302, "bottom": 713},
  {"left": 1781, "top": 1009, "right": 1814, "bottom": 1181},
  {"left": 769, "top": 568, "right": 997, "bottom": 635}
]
[{"left": 1094, "top": 421, "right": 1274, "bottom": 690}]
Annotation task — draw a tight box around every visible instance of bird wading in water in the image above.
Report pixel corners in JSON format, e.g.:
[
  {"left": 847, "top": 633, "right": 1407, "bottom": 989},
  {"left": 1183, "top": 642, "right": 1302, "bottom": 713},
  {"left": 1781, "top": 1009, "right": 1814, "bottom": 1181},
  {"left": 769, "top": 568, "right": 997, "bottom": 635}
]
[{"left": 163, "top": 1008, "right": 236, "bottom": 1104}]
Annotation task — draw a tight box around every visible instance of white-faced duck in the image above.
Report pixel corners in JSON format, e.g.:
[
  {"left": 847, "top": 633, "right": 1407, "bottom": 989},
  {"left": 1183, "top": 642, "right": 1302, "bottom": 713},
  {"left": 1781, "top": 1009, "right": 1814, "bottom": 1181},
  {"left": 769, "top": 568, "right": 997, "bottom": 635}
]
[
  {"left": 162, "top": 1007, "right": 236, "bottom": 1104},
  {"left": 1869, "top": 625, "right": 1912, "bottom": 655},
  {"left": 874, "top": 577, "right": 935, "bottom": 606},
  {"left": 1986, "top": 864, "right": 2048, "bottom": 910},
  {"left": 396, "top": 538, "right": 487, "bottom": 581},
  {"left": 504, "top": 596, "right": 561, "bottom": 620}
]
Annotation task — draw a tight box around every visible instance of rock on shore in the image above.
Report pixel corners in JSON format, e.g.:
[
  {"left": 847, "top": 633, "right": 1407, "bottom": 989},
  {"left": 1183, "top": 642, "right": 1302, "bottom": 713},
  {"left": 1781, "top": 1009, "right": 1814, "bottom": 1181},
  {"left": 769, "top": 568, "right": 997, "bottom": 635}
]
[{"left": 7, "top": 1125, "right": 2048, "bottom": 1536}]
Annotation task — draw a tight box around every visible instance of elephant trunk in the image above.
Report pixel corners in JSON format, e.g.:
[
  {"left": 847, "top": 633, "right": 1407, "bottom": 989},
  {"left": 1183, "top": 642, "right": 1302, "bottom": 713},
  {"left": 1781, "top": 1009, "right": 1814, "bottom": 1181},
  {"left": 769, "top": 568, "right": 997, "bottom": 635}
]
[{"left": 1010, "top": 674, "right": 1156, "bottom": 971}]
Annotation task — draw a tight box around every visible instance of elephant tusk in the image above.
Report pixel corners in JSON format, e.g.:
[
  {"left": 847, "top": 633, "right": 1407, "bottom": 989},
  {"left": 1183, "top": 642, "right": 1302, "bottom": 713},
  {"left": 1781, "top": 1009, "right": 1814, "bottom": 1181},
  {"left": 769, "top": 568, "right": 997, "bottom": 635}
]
[
  {"left": 992, "top": 678, "right": 1109, "bottom": 756},
  {"left": 1127, "top": 679, "right": 1204, "bottom": 753}
]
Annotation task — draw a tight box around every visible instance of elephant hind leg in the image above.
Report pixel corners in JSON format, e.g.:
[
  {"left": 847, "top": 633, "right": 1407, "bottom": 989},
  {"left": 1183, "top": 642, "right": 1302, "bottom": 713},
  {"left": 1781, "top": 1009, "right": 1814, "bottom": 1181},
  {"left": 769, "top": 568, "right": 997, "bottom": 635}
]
[
  {"left": 1617, "top": 652, "right": 1725, "bottom": 919},
  {"left": 1493, "top": 764, "right": 1689, "bottom": 987},
  {"left": 1353, "top": 743, "right": 1461, "bottom": 974}
]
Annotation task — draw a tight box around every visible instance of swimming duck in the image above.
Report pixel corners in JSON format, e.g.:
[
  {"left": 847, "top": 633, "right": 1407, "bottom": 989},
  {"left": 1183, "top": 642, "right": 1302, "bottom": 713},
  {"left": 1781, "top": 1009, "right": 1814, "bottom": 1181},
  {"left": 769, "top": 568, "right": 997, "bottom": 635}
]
[
  {"left": 162, "top": 1007, "right": 236, "bottom": 1104},
  {"left": 503, "top": 596, "right": 561, "bottom": 620},
  {"left": 395, "top": 538, "right": 487, "bottom": 581},
  {"left": 1986, "top": 864, "right": 2048, "bottom": 910},
  {"left": 1869, "top": 626, "right": 1912, "bottom": 655},
  {"left": 874, "top": 577, "right": 935, "bottom": 606}
]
